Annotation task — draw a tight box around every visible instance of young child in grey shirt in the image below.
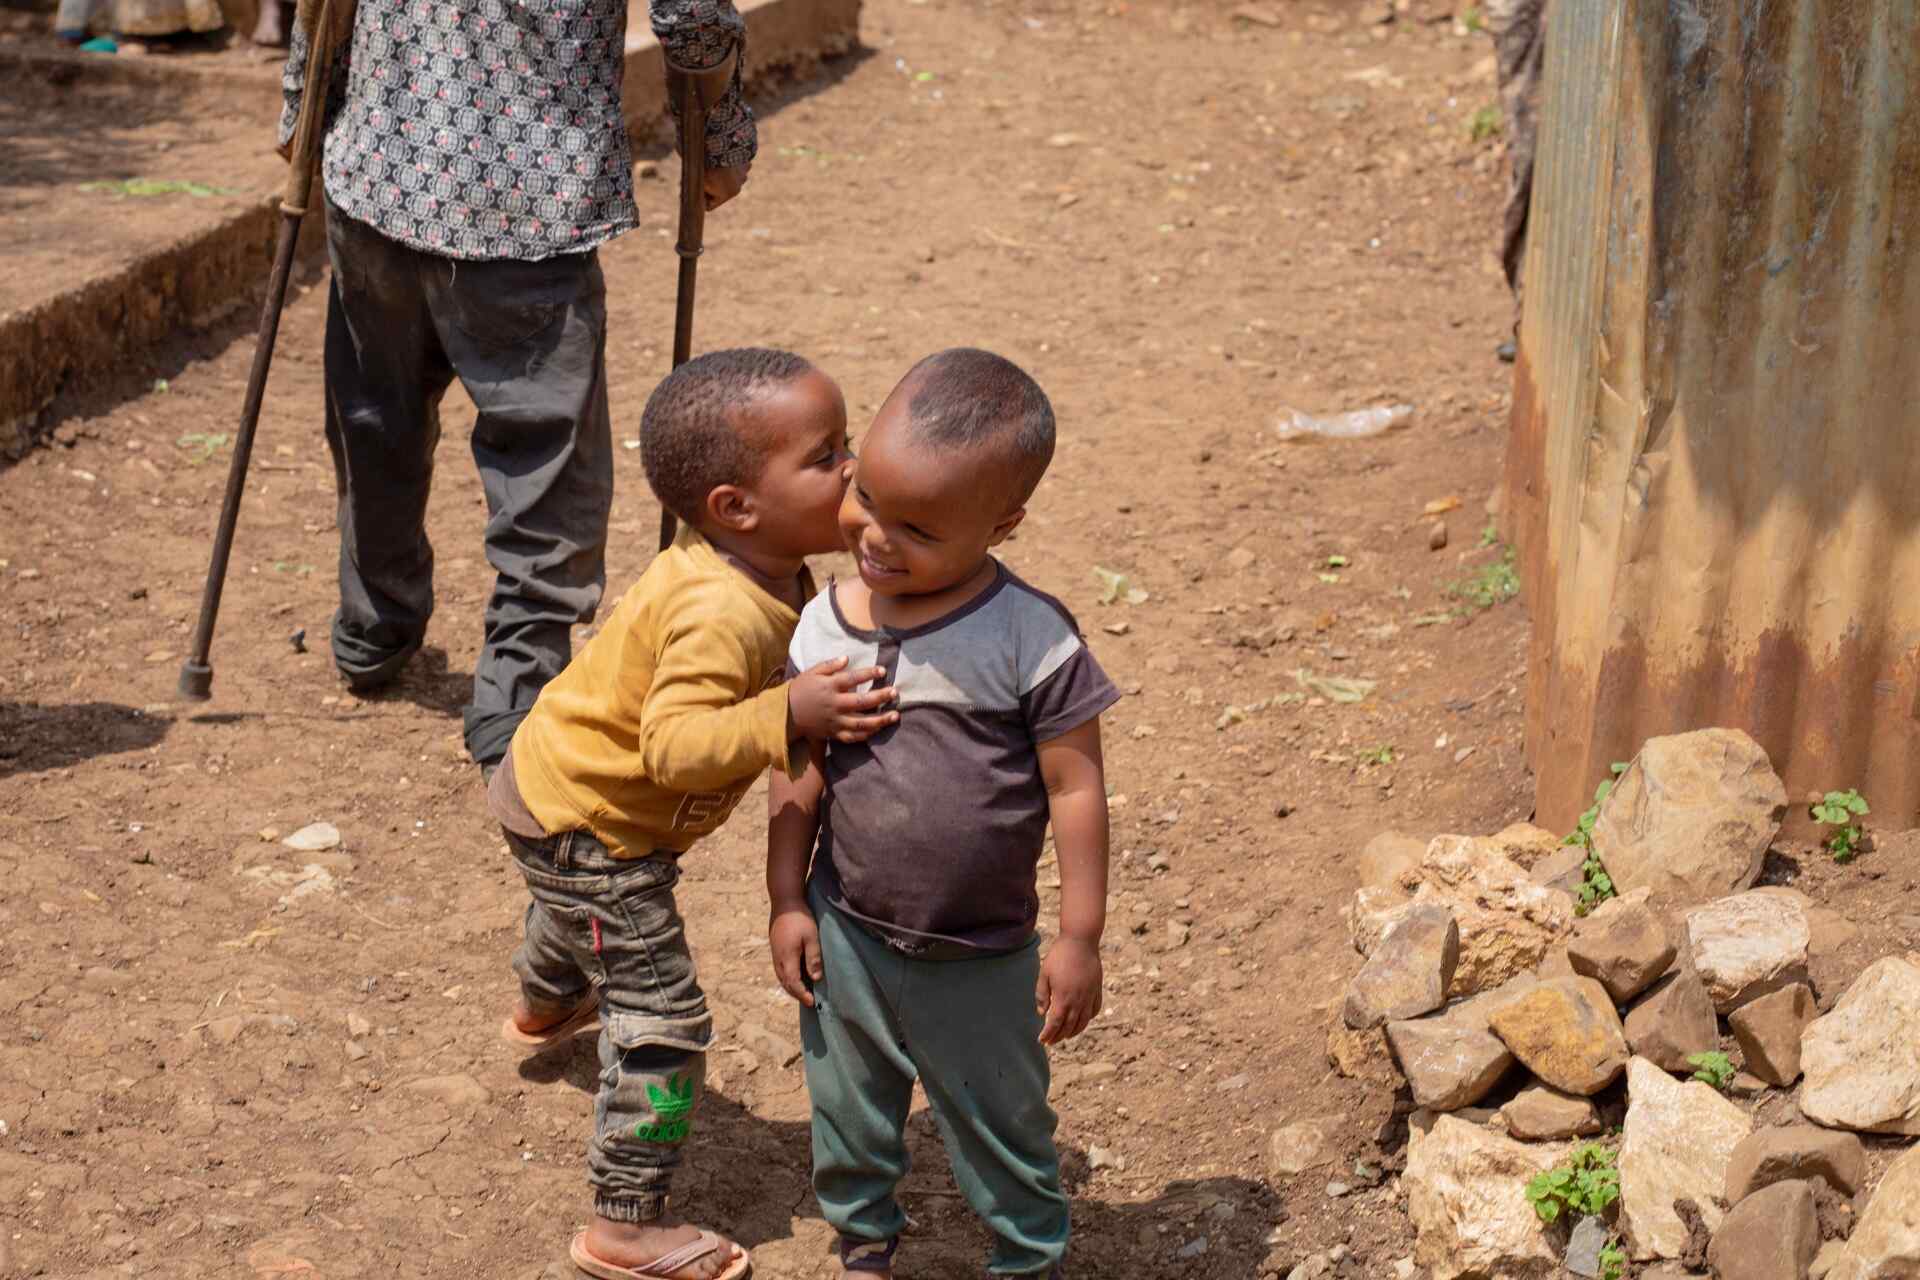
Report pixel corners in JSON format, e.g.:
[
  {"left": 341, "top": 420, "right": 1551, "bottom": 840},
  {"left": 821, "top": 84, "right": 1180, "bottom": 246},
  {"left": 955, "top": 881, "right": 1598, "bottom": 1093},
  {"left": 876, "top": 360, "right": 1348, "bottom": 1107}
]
[{"left": 767, "top": 349, "right": 1119, "bottom": 1278}]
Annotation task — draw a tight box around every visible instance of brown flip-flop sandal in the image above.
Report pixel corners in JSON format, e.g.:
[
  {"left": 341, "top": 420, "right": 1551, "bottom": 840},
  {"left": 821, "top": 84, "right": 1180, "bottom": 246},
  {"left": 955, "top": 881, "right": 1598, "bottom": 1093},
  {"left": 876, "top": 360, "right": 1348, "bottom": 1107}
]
[
  {"left": 838, "top": 1235, "right": 898, "bottom": 1274},
  {"left": 500, "top": 994, "right": 600, "bottom": 1048},
  {"left": 569, "top": 1228, "right": 751, "bottom": 1280}
]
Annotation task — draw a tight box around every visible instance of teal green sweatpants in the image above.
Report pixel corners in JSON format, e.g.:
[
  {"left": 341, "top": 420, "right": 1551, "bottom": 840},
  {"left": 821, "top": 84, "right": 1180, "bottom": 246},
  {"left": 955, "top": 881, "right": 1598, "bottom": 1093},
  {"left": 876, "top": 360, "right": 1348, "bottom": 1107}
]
[{"left": 799, "top": 890, "right": 1068, "bottom": 1276}]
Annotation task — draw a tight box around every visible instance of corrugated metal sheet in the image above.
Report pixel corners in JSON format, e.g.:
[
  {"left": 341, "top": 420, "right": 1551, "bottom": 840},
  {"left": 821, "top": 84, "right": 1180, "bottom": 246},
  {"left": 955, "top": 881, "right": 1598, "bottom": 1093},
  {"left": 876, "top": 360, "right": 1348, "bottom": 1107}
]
[{"left": 1510, "top": 0, "right": 1920, "bottom": 833}]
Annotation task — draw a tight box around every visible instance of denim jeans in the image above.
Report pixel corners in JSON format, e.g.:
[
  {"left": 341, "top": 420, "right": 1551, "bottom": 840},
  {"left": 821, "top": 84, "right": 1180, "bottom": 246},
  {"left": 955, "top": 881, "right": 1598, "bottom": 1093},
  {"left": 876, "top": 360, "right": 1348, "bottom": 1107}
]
[
  {"left": 508, "top": 827, "right": 711, "bottom": 1222},
  {"left": 323, "top": 200, "right": 615, "bottom": 766}
]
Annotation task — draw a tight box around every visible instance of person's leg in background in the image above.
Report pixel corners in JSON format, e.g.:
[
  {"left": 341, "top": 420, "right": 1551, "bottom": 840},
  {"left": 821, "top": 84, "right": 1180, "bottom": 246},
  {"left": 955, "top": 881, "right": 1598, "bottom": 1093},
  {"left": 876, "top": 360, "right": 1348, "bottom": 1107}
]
[
  {"left": 432, "top": 251, "right": 614, "bottom": 772},
  {"left": 322, "top": 200, "right": 455, "bottom": 694}
]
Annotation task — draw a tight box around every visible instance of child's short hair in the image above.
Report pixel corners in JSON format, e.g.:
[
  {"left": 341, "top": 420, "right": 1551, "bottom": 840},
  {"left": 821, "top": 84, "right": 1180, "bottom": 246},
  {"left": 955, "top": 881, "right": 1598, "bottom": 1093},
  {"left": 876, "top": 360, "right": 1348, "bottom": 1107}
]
[
  {"left": 642, "top": 347, "right": 816, "bottom": 527},
  {"left": 902, "top": 349, "right": 1056, "bottom": 506}
]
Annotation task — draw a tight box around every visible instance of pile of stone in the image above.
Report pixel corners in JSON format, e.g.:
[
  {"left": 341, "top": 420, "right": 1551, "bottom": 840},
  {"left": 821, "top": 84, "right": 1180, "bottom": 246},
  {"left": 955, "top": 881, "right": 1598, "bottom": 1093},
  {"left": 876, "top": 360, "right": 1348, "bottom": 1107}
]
[{"left": 1320, "top": 729, "right": 1920, "bottom": 1280}]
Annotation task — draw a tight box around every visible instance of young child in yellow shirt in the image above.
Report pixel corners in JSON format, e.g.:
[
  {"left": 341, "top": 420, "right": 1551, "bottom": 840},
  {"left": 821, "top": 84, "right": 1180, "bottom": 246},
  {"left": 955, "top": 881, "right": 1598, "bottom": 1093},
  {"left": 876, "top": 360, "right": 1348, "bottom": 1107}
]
[{"left": 487, "top": 348, "right": 896, "bottom": 1280}]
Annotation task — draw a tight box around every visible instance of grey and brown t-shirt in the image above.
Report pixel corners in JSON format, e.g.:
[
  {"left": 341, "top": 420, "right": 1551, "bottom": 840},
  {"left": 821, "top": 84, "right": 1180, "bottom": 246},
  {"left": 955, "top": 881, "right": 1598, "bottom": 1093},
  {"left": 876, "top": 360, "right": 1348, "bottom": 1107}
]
[{"left": 788, "top": 562, "right": 1121, "bottom": 958}]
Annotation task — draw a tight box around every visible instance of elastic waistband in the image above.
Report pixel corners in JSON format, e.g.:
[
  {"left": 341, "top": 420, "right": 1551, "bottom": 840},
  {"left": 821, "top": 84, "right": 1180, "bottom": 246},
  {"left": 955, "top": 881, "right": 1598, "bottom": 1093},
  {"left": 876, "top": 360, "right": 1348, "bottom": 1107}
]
[{"left": 822, "top": 894, "right": 1032, "bottom": 963}]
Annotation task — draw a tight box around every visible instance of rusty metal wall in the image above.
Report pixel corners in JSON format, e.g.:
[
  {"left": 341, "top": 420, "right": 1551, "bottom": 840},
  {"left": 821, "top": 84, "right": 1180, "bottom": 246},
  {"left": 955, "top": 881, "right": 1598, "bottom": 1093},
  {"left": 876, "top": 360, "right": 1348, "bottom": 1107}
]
[{"left": 1510, "top": 0, "right": 1920, "bottom": 833}]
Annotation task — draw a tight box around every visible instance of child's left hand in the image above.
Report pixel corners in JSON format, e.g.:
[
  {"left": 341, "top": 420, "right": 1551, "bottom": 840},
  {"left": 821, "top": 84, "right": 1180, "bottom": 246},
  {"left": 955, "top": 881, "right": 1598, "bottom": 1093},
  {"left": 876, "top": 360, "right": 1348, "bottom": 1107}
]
[
  {"left": 1036, "top": 936, "right": 1103, "bottom": 1045},
  {"left": 770, "top": 904, "right": 824, "bottom": 1007}
]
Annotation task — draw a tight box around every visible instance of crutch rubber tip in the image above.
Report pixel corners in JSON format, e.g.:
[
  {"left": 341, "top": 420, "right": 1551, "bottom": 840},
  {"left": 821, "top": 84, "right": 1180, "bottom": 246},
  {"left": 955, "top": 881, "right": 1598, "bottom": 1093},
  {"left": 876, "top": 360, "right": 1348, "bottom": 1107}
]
[{"left": 177, "top": 660, "right": 214, "bottom": 701}]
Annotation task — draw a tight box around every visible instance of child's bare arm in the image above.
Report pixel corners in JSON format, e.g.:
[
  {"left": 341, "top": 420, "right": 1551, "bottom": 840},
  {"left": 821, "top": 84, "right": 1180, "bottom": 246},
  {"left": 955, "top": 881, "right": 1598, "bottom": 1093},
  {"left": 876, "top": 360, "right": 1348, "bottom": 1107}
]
[
  {"left": 767, "top": 742, "right": 828, "bottom": 1006},
  {"left": 1035, "top": 718, "right": 1110, "bottom": 1045}
]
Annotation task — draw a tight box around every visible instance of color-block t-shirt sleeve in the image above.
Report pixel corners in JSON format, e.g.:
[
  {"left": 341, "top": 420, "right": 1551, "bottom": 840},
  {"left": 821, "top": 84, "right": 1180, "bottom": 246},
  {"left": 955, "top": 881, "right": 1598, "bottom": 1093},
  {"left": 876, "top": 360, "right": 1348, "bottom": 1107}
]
[
  {"left": 786, "top": 593, "right": 837, "bottom": 680},
  {"left": 1011, "top": 593, "right": 1120, "bottom": 742},
  {"left": 1019, "top": 643, "right": 1122, "bottom": 742}
]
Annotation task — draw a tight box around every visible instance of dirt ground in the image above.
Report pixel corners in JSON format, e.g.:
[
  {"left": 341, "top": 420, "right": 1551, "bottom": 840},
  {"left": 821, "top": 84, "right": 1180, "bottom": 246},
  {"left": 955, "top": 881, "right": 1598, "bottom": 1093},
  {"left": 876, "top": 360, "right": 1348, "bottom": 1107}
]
[
  {"left": 1, "top": 0, "right": 1609, "bottom": 1275},
  {"left": 0, "top": 24, "right": 286, "bottom": 323}
]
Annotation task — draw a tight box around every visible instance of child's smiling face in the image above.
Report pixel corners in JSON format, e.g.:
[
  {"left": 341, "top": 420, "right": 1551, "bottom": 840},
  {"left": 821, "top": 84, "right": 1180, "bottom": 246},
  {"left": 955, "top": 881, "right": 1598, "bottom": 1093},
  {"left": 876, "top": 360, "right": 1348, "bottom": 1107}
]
[{"left": 838, "top": 381, "right": 1026, "bottom": 599}]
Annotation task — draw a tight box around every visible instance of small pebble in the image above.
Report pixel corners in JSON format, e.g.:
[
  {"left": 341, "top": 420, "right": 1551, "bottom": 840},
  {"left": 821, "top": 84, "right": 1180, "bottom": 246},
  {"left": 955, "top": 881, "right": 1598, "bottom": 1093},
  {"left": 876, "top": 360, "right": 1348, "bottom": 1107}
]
[{"left": 283, "top": 822, "right": 341, "bottom": 852}]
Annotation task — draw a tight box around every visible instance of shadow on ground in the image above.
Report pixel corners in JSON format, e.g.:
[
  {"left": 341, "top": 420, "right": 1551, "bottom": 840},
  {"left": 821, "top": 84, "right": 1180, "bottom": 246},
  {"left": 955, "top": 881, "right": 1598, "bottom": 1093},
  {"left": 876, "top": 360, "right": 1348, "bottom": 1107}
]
[
  {"left": 514, "top": 1032, "right": 1285, "bottom": 1278},
  {"left": 0, "top": 699, "right": 170, "bottom": 779}
]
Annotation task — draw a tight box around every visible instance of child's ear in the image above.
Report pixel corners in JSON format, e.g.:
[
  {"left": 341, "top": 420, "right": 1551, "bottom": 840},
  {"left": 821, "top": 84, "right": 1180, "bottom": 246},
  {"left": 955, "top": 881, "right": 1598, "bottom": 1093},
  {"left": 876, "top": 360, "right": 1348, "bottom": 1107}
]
[
  {"left": 987, "top": 507, "right": 1027, "bottom": 547},
  {"left": 707, "top": 484, "right": 759, "bottom": 534}
]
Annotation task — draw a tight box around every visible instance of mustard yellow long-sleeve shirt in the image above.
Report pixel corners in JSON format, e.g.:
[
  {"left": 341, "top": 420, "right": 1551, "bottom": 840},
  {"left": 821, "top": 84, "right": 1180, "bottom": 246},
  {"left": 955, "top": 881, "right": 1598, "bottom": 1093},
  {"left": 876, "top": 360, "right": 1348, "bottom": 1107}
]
[{"left": 508, "top": 527, "right": 807, "bottom": 860}]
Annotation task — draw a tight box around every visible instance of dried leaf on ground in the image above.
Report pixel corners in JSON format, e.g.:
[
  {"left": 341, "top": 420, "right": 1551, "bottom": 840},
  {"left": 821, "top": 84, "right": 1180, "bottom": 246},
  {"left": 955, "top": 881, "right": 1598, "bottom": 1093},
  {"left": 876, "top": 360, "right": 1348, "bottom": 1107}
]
[{"left": 1293, "top": 669, "right": 1377, "bottom": 703}]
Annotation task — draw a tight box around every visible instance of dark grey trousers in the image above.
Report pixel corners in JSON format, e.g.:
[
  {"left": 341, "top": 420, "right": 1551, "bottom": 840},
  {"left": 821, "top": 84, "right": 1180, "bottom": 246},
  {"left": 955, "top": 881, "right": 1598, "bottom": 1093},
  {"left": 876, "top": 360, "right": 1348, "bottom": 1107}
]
[{"left": 322, "top": 200, "right": 614, "bottom": 765}]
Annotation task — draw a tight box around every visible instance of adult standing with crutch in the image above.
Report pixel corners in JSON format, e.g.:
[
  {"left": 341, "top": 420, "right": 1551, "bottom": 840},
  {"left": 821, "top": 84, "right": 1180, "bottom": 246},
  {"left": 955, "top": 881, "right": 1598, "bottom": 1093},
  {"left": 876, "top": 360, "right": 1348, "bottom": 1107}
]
[{"left": 275, "top": 0, "right": 755, "bottom": 781}]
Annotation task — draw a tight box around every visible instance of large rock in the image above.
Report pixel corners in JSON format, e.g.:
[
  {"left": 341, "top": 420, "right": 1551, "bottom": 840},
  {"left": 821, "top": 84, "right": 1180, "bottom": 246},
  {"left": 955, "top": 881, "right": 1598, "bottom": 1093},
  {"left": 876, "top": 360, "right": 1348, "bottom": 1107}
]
[
  {"left": 1347, "top": 886, "right": 1414, "bottom": 957},
  {"left": 1386, "top": 981, "right": 1534, "bottom": 1112},
  {"left": 1826, "top": 1143, "right": 1920, "bottom": 1280},
  {"left": 1619, "top": 1057, "right": 1754, "bottom": 1260},
  {"left": 1487, "top": 977, "right": 1631, "bottom": 1095},
  {"left": 1807, "top": 906, "right": 1862, "bottom": 957},
  {"left": 1344, "top": 904, "right": 1459, "bottom": 1030},
  {"left": 1403, "top": 1113, "right": 1562, "bottom": 1280},
  {"left": 1725, "top": 1126, "right": 1868, "bottom": 1202},
  {"left": 1535, "top": 945, "right": 1578, "bottom": 980},
  {"left": 1404, "top": 835, "right": 1577, "bottom": 996},
  {"left": 1590, "top": 728, "right": 1786, "bottom": 908},
  {"left": 1729, "top": 983, "right": 1817, "bottom": 1086},
  {"left": 1567, "top": 888, "right": 1677, "bottom": 1003},
  {"left": 1487, "top": 821, "right": 1565, "bottom": 870},
  {"left": 1532, "top": 842, "right": 1588, "bottom": 898},
  {"left": 1624, "top": 967, "right": 1720, "bottom": 1073},
  {"left": 1707, "top": 1180, "right": 1820, "bottom": 1280},
  {"left": 1686, "top": 892, "right": 1812, "bottom": 1013},
  {"left": 1501, "top": 1084, "right": 1603, "bottom": 1141},
  {"left": 1326, "top": 1017, "right": 1396, "bottom": 1086},
  {"left": 1800, "top": 956, "right": 1920, "bottom": 1135},
  {"left": 1358, "top": 831, "right": 1428, "bottom": 892}
]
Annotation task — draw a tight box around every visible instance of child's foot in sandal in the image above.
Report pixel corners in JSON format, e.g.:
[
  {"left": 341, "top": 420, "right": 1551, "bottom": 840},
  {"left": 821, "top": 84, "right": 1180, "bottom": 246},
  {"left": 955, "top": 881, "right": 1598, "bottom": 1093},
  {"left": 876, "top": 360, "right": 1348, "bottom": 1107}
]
[
  {"left": 500, "top": 992, "right": 599, "bottom": 1048},
  {"left": 838, "top": 1236, "right": 897, "bottom": 1277},
  {"left": 571, "top": 1217, "right": 749, "bottom": 1279}
]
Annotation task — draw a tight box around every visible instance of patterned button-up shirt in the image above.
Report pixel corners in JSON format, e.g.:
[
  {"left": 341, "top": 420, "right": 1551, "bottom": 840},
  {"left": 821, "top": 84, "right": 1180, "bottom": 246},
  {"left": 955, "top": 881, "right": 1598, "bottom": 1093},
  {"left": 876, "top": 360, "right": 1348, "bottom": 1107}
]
[{"left": 280, "top": 0, "right": 755, "bottom": 261}]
